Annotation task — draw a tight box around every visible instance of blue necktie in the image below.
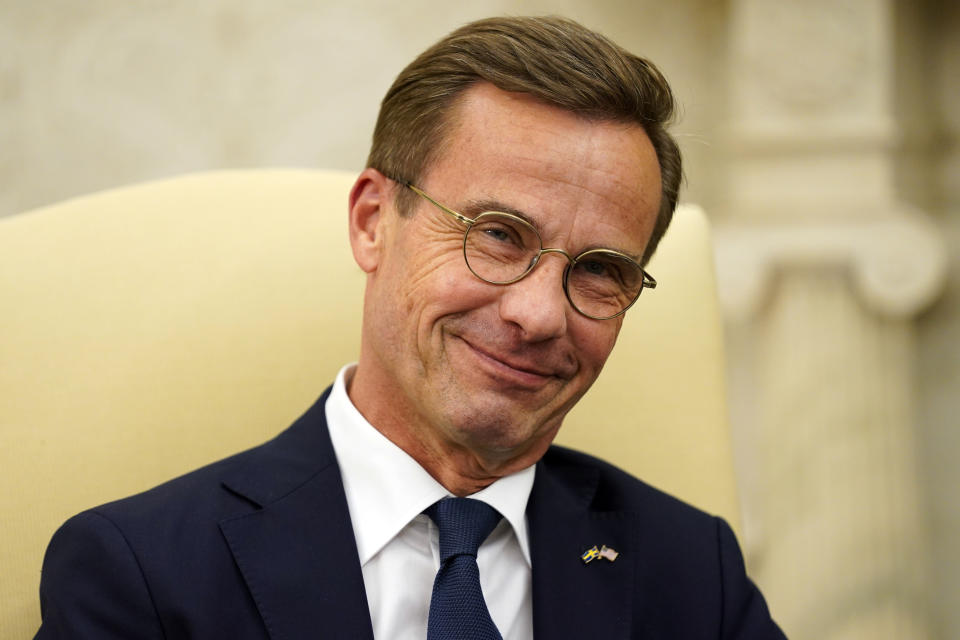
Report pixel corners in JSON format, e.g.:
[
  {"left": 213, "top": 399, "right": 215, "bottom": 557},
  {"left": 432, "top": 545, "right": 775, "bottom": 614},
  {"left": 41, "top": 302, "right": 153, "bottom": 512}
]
[{"left": 425, "top": 497, "right": 504, "bottom": 640}]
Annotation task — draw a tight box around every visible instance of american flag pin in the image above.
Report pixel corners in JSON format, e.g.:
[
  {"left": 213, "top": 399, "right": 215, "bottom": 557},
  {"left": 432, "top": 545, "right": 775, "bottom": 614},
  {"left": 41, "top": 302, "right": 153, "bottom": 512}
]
[{"left": 599, "top": 545, "right": 620, "bottom": 562}]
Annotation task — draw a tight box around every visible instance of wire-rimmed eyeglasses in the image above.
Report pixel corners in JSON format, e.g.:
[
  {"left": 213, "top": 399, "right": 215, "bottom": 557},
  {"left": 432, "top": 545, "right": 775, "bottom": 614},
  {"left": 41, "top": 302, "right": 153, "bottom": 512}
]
[{"left": 400, "top": 181, "right": 656, "bottom": 320}]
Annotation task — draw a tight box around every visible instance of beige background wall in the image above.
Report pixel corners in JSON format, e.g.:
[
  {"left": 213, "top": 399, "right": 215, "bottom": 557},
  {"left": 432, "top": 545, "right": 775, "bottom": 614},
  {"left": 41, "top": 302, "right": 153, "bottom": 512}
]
[
  {"left": 3, "top": 1, "right": 957, "bottom": 638},
  {"left": 0, "top": 0, "right": 723, "bottom": 217}
]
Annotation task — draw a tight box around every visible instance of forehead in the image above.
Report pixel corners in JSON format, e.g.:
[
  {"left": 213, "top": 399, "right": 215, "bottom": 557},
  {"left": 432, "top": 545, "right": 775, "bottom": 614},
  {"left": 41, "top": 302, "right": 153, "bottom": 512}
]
[{"left": 424, "top": 83, "right": 662, "bottom": 254}]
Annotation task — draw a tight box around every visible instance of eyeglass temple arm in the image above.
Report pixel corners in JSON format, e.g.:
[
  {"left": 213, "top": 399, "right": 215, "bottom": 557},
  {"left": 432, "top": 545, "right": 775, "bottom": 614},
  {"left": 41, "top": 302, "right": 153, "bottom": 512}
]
[{"left": 401, "top": 181, "right": 475, "bottom": 226}]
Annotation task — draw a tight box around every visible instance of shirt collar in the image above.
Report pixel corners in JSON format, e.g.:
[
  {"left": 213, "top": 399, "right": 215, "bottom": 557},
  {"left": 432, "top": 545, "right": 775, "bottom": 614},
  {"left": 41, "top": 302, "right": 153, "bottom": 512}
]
[{"left": 325, "top": 365, "right": 535, "bottom": 567}]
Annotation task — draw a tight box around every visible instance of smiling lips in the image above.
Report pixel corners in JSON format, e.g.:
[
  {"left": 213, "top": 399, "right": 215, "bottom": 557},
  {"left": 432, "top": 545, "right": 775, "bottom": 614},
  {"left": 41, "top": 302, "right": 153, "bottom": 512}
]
[{"left": 455, "top": 335, "right": 576, "bottom": 385}]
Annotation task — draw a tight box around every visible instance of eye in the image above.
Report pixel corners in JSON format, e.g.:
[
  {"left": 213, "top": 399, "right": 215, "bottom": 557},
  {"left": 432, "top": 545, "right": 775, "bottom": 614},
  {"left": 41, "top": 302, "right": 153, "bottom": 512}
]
[
  {"left": 574, "top": 258, "right": 619, "bottom": 282},
  {"left": 580, "top": 259, "right": 608, "bottom": 276},
  {"left": 482, "top": 226, "right": 514, "bottom": 243},
  {"left": 571, "top": 252, "right": 642, "bottom": 290},
  {"left": 471, "top": 215, "right": 531, "bottom": 249}
]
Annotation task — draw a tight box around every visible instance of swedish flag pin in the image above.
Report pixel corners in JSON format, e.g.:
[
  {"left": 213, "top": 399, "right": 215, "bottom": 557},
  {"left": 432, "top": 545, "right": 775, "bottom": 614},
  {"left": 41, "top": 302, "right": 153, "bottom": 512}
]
[{"left": 580, "top": 545, "right": 601, "bottom": 564}]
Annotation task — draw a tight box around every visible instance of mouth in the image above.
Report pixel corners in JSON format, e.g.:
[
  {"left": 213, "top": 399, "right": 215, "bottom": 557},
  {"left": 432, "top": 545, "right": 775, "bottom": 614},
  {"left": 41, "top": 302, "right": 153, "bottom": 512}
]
[{"left": 454, "top": 335, "right": 572, "bottom": 389}]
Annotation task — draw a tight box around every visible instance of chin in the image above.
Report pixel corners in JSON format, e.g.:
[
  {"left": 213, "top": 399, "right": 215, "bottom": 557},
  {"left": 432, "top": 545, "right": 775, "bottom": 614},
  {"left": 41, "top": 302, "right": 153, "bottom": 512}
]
[{"left": 446, "top": 406, "right": 559, "bottom": 458}]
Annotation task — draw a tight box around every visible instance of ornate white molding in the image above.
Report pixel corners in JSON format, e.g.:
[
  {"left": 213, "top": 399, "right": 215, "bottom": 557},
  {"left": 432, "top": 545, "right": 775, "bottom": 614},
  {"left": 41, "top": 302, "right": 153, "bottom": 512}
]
[
  {"left": 737, "top": 0, "right": 875, "bottom": 114},
  {"left": 713, "top": 209, "right": 948, "bottom": 321}
]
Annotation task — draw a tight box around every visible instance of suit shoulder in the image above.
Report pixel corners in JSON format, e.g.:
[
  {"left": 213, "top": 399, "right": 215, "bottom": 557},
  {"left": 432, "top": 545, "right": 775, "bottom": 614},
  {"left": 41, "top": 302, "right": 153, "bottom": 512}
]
[
  {"left": 87, "top": 391, "right": 334, "bottom": 527},
  {"left": 540, "top": 444, "right": 717, "bottom": 528},
  {"left": 84, "top": 439, "right": 264, "bottom": 533}
]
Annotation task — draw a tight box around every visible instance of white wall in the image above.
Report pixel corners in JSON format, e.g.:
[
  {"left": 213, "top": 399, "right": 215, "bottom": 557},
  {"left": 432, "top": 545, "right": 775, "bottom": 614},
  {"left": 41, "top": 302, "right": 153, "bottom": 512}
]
[{"left": 0, "top": 0, "right": 719, "bottom": 218}]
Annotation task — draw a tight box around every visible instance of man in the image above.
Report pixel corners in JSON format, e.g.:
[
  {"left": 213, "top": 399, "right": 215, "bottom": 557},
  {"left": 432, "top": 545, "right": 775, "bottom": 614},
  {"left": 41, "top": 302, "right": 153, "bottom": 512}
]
[{"left": 36, "top": 16, "right": 785, "bottom": 639}]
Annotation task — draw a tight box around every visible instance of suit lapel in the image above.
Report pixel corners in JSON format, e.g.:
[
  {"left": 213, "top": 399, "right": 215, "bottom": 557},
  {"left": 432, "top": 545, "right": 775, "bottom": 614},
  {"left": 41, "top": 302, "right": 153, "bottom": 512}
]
[
  {"left": 210, "top": 395, "right": 640, "bottom": 640},
  {"left": 218, "top": 392, "right": 375, "bottom": 640},
  {"left": 528, "top": 451, "right": 636, "bottom": 639}
]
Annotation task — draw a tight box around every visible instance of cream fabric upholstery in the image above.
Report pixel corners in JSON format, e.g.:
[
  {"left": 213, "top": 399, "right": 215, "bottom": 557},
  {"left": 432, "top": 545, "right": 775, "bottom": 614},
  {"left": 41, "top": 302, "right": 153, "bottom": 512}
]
[{"left": 0, "top": 169, "right": 739, "bottom": 637}]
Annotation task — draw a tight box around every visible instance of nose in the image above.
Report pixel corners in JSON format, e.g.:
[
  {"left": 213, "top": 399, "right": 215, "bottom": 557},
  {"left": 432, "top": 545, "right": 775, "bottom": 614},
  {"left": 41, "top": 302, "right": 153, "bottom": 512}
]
[{"left": 497, "top": 252, "right": 570, "bottom": 342}]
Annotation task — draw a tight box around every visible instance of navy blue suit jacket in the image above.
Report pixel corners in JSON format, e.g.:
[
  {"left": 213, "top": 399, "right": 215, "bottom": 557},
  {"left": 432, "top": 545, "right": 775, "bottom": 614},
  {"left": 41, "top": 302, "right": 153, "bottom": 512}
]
[{"left": 36, "top": 389, "right": 785, "bottom": 639}]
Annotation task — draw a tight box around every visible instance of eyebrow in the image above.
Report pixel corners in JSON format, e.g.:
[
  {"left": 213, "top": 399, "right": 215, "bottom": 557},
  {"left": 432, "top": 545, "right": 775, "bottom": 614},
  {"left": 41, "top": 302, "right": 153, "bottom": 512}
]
[
  {"left": 461, "top": 198, "right": 644, "bottom": 263},
  {"left": 462, "top": 198, "right": 535, "bottom": 225}
]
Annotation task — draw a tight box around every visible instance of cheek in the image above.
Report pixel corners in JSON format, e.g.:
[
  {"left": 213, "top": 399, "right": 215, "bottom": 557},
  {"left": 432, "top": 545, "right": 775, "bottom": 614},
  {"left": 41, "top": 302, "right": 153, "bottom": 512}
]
[
  {"left": 574, "top": 322, "right": 621, "bottom": 376},
  {"left": 398, "top": 248, "right": 489, "bottom": 337}
]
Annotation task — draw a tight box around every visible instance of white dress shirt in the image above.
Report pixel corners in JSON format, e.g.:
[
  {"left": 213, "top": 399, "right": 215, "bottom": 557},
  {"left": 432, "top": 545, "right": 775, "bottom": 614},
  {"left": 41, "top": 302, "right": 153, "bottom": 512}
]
[{"left": 325, "top": 365, "right": 535, "bottom": 640}]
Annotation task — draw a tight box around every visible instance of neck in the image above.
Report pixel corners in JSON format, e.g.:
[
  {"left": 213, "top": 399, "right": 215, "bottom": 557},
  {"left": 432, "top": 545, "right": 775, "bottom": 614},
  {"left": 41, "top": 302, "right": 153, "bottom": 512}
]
[
  {"left": 380, "top": 424, "right": 543, "bottom": 497},
  {"left": 346, "top": 366, "right": 549, "bottom": 496}
]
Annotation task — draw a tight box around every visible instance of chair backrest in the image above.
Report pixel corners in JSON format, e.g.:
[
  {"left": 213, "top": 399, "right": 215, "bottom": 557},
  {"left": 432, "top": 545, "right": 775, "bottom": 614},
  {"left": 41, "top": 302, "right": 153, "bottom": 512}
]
[{"left": 0, "top": 169, "right": 738, "bottom": 637}]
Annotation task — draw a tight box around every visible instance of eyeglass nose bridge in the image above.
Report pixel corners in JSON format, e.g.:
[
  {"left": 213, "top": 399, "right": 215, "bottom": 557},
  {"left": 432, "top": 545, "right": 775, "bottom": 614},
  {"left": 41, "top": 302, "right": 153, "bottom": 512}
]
[
  {"left": 508, "top": 247, "right": 577, "bottom": 288},
  {"left": 524, "top": 247, "right": 576, "bottom": 278},
  {"left": 537, "top": 247, "right": 575, "bottom": 262}
]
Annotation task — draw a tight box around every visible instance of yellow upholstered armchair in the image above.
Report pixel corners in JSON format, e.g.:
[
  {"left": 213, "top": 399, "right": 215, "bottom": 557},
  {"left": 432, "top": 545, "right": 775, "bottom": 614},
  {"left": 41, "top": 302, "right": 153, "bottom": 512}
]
[{"left": 0, "top": 169, "right": 739, "bottom": 637}]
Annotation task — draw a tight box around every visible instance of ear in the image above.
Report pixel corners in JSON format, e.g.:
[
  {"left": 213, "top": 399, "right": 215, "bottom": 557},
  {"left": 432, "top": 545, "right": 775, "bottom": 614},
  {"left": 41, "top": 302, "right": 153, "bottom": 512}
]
[{"left": 348, "top": 168, "right": 393, "bottom": 273}]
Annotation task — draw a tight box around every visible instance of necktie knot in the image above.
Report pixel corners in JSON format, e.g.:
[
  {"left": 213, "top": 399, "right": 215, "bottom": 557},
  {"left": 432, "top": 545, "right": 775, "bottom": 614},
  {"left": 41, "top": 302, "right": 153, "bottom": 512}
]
[{"left": 426, "top": 498, "right": 502, "bottom": 563}]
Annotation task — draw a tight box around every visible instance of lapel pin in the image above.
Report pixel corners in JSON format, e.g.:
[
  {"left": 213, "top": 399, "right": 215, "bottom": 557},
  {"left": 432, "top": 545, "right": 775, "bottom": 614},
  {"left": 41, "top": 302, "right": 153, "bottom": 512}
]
[
  {"left": 599, "top": 545, "right": 620, "bottom": 562},
  {"left": 580, "top": 545, "right": 600, "bottom": 564},
  {"left": 582, "top": 544, "right": 620, "bottom": 564}
]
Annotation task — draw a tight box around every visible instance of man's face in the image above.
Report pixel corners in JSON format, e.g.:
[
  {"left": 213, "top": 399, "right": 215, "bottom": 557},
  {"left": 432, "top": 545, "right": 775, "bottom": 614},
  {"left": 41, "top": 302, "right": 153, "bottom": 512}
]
[{"left": 350, "top": 83, "right": 662, "bottom": 477}]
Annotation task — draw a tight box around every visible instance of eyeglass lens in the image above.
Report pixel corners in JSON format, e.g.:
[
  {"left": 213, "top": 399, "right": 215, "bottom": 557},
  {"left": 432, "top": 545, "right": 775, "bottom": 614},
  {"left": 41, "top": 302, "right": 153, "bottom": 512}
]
[{"left": 464, "top": 212, "right": 643, "bottom": 318}]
